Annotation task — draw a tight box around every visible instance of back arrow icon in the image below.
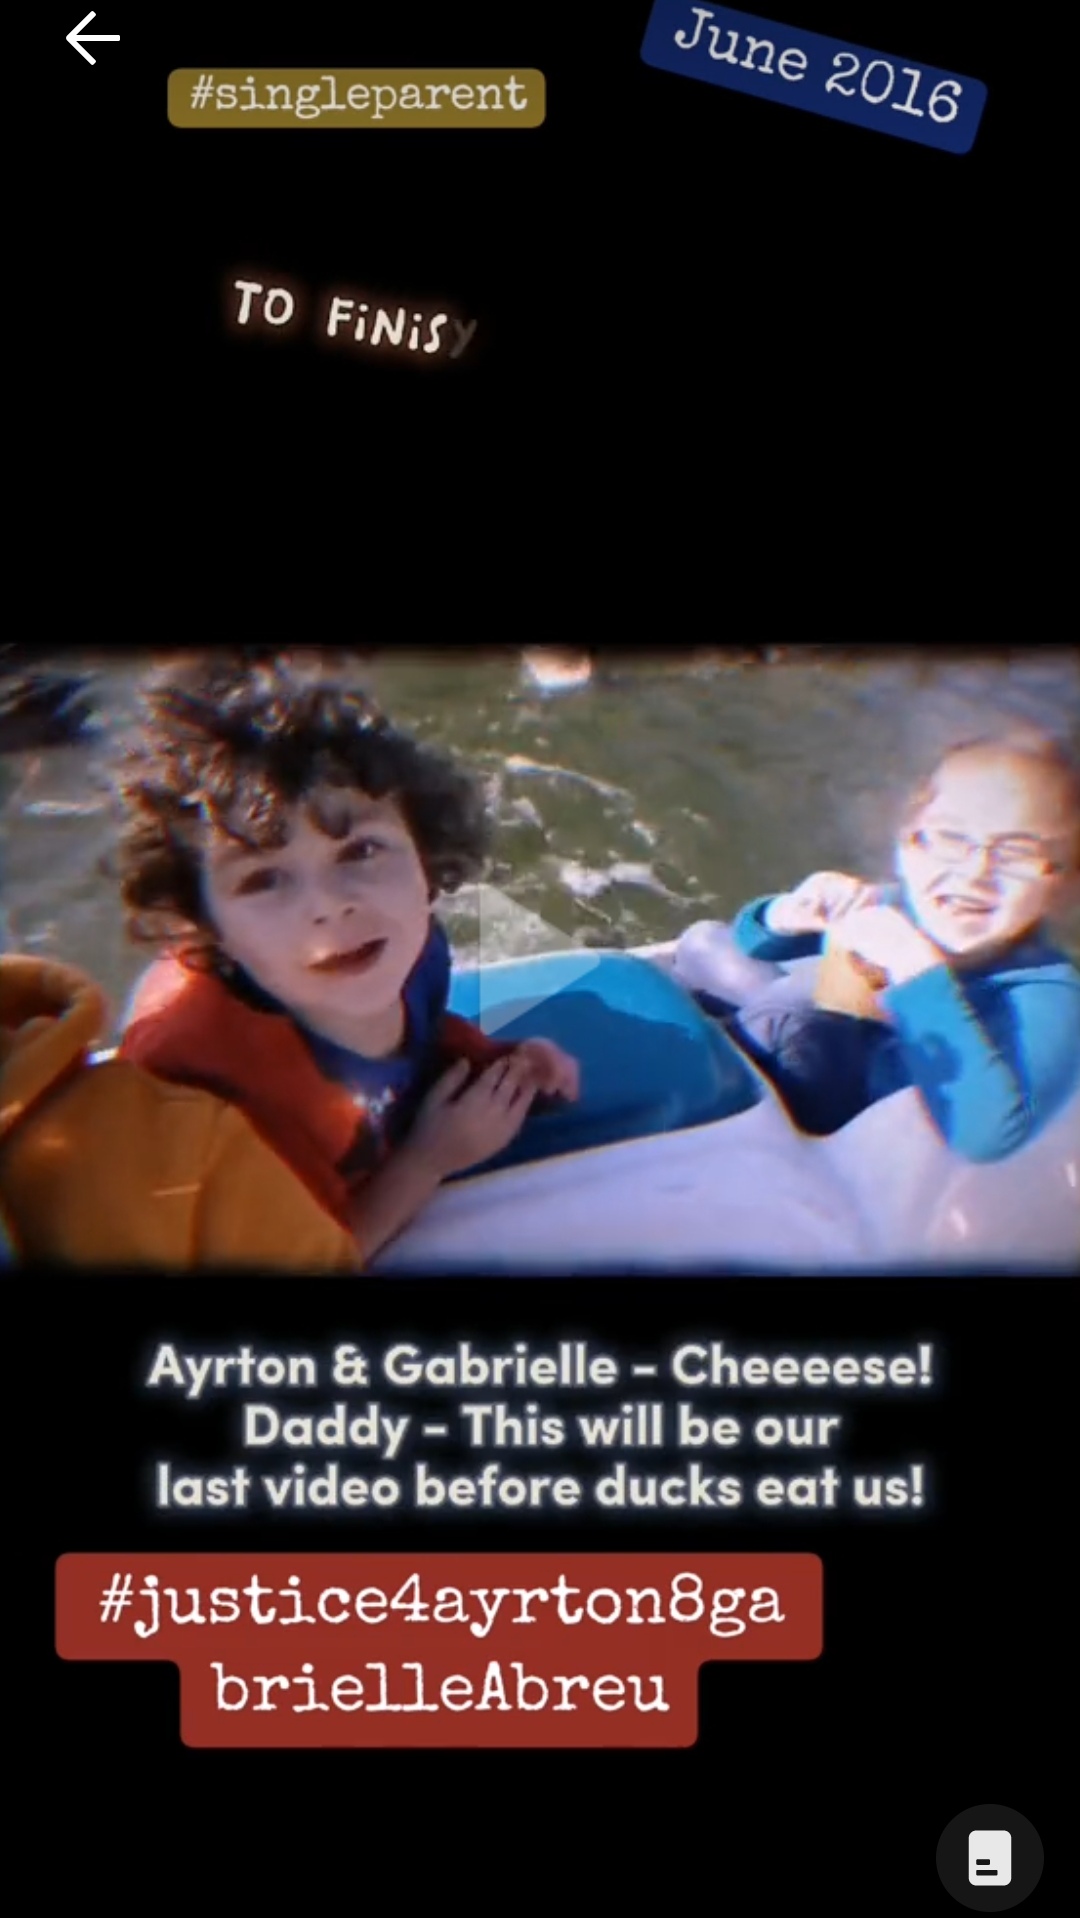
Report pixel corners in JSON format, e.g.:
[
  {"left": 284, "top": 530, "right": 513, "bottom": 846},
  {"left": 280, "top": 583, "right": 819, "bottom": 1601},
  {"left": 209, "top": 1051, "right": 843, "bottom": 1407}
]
[{"left": 67, "top": 12, "right": 120, "bottom": 65}]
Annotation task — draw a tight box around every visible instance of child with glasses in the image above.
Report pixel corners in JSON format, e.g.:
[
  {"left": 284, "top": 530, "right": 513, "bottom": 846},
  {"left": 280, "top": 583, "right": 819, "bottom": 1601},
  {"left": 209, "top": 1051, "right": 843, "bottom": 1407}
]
[{"left": 720, "top": 732, "right": 1080, "bottom": 1158}]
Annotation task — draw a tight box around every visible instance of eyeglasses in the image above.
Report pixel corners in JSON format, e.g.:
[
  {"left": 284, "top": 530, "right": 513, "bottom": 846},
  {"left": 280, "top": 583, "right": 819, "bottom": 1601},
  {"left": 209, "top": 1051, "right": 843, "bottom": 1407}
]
[{"left": 910, "top": 826, "right": 1066, "bottom": 880}]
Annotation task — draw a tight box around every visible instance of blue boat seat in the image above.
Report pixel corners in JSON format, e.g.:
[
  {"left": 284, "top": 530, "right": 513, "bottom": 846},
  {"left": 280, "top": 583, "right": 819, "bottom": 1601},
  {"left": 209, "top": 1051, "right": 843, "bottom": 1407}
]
[{"left": 447, "top": 948, "right": 761, "bottom": 1175}]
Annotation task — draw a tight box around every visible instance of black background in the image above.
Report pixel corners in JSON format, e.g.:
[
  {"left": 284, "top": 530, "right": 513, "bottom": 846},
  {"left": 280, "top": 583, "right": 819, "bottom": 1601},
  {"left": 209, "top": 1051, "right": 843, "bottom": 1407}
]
[
  {"left": 45, "top": 1274, "right": 1069, "bottom": 1901},
  {"left": 54, "top": 4, "right": 1017, "bottom": 514}
]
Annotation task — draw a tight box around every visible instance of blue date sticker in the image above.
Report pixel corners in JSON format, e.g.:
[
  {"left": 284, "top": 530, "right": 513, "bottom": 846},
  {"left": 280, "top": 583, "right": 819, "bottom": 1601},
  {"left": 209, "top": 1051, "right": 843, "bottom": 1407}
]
[{"left": 640, "top": 4, "right": 988, "bottom": 154}]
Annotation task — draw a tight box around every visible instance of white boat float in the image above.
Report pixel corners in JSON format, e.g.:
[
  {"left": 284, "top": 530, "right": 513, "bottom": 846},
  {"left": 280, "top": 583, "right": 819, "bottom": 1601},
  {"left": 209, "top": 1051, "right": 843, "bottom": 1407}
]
[{"left": 374, "top": 927, "right": 1080, "bottom": 1273}]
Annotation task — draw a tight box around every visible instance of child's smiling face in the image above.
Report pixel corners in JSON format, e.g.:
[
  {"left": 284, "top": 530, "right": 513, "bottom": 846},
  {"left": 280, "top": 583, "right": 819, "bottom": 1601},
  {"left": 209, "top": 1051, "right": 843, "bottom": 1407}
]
[
  {"left": 896, "top": 749, "right": 1078, "bottom": 957},
  {"left": 201, "top": 784, "right": 433, "bottom": 1027}
]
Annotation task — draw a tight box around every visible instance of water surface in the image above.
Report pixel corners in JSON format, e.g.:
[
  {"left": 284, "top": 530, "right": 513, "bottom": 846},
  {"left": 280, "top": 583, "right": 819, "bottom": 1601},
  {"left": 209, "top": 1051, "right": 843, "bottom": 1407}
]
[{"left": 3, "top": 646, "right": 1078, "bottom": 1030}]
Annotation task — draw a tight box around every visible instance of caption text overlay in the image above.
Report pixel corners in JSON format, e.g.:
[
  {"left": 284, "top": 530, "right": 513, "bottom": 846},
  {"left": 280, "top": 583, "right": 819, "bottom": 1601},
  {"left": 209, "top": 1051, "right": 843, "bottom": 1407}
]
[
  {"left": 169, "top": 70, "right": 546, "bottom": 129},
  {"left": 57, "top": 1552, "right": 822, "bottom": 1747}
]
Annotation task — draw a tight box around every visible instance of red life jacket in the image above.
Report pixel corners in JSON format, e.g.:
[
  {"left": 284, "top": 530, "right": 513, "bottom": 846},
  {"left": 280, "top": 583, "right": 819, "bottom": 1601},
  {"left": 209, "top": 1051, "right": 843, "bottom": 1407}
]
[{"left": 119, "top": 953, "right": 513, "bottom": 1231}]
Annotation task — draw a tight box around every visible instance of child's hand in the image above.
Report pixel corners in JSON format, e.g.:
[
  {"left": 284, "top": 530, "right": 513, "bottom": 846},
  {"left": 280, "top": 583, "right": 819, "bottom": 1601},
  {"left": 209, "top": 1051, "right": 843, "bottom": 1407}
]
[
  {"left": 513, "top": 1037, "right": 580, "bottom": 1101},
  {"left": 410, "top": 1053, "right": 538, "bottom": 1177},
  {"left": 766, "top": 872, "right": 877, "bottom": 935},
  {"left": 826, "top": 904, "right": 943, "bottom": 984}
]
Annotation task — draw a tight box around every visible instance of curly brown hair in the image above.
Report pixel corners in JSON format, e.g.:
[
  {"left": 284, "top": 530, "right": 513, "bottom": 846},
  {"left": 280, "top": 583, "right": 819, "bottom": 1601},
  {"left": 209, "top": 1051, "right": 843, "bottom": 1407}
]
[{"left": 111, "top": 650, "right": 493, "bottom": 963}]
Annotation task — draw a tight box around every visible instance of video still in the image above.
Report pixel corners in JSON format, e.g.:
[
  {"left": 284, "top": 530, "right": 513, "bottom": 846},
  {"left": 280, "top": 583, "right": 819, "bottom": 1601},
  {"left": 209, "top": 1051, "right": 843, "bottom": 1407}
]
[{"left": 33, "top": 0, "right": 1062, "bottom": 1901}]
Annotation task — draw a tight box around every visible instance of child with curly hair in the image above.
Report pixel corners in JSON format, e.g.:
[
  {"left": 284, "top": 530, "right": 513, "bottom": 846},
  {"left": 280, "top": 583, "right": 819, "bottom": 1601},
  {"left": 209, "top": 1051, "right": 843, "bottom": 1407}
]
[{"left": 114, "top": 651, "right": 578, "bottom": 1264}]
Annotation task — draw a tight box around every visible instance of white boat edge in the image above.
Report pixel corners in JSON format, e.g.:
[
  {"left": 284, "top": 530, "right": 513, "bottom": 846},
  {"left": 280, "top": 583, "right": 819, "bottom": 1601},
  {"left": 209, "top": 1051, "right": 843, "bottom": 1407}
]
[
  {"left": 72, "top": 935, "right": 1078, "bottom": 1272},
  {"left": 373, "top": 938, "right": 1080, "bottom": 1273}
]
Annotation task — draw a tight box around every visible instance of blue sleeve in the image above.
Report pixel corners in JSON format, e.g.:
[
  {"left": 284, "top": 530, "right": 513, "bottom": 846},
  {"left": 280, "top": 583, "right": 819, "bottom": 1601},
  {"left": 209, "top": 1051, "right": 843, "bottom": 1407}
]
[
  {"left": 882, "top": 964, "right": 1080, "bottom": 1162},
  {"left": 403, "top": 920, "right": 452, "bottom": 1046},
  {"left": 732, "top": 894, "right": 824, "bottom": 964}
]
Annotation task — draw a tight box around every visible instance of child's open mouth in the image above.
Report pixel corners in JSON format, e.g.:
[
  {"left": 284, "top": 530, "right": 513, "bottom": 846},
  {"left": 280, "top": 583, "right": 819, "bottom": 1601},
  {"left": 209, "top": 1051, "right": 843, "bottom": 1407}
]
[{"left": 309, "top": 938, "right": 387, "bottom": 975}]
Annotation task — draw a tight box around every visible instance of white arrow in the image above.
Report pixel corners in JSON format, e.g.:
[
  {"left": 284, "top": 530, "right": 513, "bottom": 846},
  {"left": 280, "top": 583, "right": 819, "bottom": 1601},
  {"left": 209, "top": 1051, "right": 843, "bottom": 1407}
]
[
  {"left": 67, "top": 12, "right": 120, "bottom": 65},
  {"left": 452, "top": 883, "right": 602, "bottom": 1034}
]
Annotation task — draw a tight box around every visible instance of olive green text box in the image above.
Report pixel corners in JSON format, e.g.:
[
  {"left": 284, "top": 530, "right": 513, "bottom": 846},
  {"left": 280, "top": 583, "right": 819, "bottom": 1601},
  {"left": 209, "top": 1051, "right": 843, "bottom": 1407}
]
[{"left": 169, "top": 70, "right": 546, "bottom": 128}]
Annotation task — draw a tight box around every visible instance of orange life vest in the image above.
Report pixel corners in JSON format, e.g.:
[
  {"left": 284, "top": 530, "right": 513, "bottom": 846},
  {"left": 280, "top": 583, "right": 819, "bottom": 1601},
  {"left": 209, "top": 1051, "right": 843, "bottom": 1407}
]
[{"left": 119, "top": 952, "right": 512, "bottom": 1230}]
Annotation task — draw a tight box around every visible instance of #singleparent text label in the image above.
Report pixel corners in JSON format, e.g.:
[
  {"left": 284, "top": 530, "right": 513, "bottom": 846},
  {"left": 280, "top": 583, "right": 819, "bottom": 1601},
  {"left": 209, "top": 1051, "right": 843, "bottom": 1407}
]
[{"left": 640, "top": 3, "right": 987, "bottom": 153}]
